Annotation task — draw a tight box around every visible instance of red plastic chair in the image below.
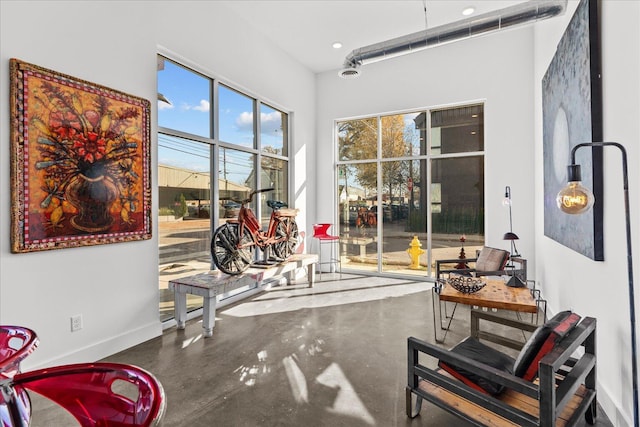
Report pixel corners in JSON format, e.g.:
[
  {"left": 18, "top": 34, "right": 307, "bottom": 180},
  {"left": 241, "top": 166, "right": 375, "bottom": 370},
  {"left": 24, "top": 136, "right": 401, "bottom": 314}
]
[
  {"left": 1, "top": 362, "right": 166, "bottom": 427},
  {"left": 0, "top": 326, "right": 38, "bottom": 427},
  {"left": 312, "top": 223, "right": 341, "bottom": 281},
  {"left": 0, "top": 326, "right": 38, "bottom": 379}
]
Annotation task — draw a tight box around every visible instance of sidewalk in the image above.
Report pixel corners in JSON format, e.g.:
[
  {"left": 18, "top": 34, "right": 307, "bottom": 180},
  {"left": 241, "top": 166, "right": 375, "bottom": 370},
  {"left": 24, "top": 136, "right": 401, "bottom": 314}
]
[{"left": 346, "top": 246, "right": 481, "bottom": 269}]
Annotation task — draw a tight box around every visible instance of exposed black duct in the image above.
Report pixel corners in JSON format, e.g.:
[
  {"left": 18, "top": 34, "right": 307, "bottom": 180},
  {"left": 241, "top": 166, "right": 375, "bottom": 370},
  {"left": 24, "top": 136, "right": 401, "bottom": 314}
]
[{"left": 339, "top": 0, "right": 567, "bottom": 78}]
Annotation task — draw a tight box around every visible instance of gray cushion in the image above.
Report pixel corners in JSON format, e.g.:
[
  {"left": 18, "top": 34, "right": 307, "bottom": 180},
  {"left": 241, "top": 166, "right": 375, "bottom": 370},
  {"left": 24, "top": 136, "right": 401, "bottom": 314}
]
[
  {"left": 476, "top": 247, "right": 509, "bottom": 272},
  {"left": 438, "top": 337, "right": 515, "bottom": 395}
]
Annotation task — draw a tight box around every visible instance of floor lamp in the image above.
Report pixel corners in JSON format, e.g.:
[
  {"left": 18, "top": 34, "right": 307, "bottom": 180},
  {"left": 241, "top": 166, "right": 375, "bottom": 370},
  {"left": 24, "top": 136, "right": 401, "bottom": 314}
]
[
  {"left": 503, "top": 186, "right": 525, "bottom": 287},
  {"left": 556, "top": 141, "right": 637, "bottom": 427}
]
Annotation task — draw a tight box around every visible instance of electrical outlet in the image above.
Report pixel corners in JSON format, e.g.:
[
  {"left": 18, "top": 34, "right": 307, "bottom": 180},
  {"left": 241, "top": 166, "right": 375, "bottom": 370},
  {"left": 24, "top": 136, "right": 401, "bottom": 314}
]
[{"left": 71, "top": 314, "right": 83, "bottom": 332}]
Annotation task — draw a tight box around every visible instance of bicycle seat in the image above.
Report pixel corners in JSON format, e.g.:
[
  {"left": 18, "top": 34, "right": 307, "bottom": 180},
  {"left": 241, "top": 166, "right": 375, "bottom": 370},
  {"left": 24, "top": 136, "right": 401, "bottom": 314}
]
[{"left": 267, "top": 200, "right": 288, "bottom": 210}]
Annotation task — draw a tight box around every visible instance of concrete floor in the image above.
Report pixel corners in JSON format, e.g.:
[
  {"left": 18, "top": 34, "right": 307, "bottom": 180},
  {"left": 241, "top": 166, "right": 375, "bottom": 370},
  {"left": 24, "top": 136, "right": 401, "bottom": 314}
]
[{"left": 30, "top": 273, "right": 612, "bottom": 426}]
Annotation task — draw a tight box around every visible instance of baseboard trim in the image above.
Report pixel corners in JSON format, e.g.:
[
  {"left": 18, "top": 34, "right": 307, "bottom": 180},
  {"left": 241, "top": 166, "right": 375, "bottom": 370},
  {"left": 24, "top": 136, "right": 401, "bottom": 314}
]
[
  {"left": 597, "top": 379, "right": 630, "bottom": 427},
  {"left": 23, "top": 321, "right": 162, "bottom": 371}
]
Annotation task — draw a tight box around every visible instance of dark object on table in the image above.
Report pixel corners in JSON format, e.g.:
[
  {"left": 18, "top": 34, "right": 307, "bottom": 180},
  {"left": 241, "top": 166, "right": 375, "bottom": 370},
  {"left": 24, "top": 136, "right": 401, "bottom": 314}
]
[{"left": 446, "top": 275, "right": 486, "bottom": 294}]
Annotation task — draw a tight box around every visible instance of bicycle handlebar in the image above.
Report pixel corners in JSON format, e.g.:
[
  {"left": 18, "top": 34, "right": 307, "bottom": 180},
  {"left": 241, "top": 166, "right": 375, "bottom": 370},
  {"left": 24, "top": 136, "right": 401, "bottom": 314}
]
[{"left": 232, "top": 188, "right": 274, "bottom": 204}]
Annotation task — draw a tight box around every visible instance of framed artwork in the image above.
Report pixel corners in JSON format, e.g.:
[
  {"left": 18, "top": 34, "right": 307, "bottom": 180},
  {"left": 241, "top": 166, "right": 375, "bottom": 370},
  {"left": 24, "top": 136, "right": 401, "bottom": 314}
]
[
  {"left": 542, "top": 0, "right": 603, "bottom": 261},
  {"left": 10, "top": 59, "right": 152, "bottom": 253}
]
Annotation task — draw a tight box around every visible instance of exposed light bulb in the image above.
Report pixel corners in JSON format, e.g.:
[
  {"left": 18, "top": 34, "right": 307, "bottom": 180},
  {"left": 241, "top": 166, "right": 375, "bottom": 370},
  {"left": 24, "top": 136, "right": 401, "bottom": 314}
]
[
  {"left": 503, "top": 186, "right": 511, "bottom": 206},
  {"left": 556, "top": 181, "right": 595, "bottom": 214}
]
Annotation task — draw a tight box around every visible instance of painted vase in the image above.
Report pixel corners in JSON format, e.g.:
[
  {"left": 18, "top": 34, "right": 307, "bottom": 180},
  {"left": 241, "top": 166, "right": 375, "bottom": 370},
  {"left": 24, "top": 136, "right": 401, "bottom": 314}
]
[{"left": 65, "top": 173, "right": 118, "bottom": 232}]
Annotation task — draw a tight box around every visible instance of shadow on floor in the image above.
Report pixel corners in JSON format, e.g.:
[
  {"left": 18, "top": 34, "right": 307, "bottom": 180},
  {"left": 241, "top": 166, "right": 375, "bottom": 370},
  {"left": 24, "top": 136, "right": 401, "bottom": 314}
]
[{"left": 29, "top": 273, "right": 612, "bottom": 426}]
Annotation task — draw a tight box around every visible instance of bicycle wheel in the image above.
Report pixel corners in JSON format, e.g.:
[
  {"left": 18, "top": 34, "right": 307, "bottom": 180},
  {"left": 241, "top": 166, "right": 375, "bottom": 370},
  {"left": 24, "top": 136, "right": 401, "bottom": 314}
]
[
  {"left": 211, "top": 223, "right": 254, "bottom": 275},
  {"left": 272, "top": 218, "right": 299, "bottom": 260}
]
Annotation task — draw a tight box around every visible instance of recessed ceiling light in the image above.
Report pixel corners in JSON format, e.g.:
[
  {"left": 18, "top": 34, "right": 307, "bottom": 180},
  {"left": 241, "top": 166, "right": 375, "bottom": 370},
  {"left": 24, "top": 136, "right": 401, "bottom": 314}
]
[
  {"left": 332, "top": 41, "right": 343, "bottom": 49},
  {"left": 462, "top": 7, "right": 475, "bottom": 16}
]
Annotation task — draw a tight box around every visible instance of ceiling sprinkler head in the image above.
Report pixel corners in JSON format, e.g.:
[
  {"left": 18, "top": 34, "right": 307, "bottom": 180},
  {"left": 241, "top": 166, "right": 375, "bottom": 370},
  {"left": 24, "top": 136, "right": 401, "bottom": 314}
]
[{"left": 338, "top": 66, "right": 361, "bottom": 79}]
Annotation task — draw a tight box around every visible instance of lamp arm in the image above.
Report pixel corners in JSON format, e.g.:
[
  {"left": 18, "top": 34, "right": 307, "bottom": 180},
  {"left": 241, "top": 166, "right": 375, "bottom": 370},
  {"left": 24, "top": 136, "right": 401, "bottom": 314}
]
[
  {"left": 571, "top": 142, "right": 629, "bottom": 190},
  {"left": 505, "top": 186, "right": 514, "bottom": 233},
  {"left": 572, "top": 141, "right": 636, "bottom": 426},
  {"left": 509, "top": 203, "right": 513, "bottom": 234}
]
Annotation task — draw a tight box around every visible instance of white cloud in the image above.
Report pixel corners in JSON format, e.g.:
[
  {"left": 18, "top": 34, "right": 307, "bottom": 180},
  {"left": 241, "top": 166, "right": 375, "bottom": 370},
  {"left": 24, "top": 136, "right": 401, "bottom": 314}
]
[
  {"left": 260, "top": 111, "right": 282, "bottom": 134},
  {"left": 236, "top": 111, "right": 254, "bottom": 131},
  {"left": 193, "top": 99, "right": 210, "bottom": 112},
  {"left": 234, "top": 111, "right": 282, "bottom": 134},
  {"left": 180, "top": 99, "right": 210, "bottom": 112},
  {"left": 158, "top": 101, "right": 174, "bottom": 111}
]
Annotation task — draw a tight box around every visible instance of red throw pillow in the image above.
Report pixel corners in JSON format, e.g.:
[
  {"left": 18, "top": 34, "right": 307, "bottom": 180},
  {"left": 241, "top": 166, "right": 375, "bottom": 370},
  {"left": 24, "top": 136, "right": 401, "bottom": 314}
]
[{"left": 513, "top": 310, "right": 581, "bottom": 381}]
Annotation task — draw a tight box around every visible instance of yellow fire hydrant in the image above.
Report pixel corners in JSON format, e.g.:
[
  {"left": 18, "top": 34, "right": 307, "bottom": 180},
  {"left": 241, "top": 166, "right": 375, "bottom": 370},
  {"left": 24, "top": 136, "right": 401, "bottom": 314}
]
[{"left": 406, "top": 235, "right": 425, "bottom": 270}]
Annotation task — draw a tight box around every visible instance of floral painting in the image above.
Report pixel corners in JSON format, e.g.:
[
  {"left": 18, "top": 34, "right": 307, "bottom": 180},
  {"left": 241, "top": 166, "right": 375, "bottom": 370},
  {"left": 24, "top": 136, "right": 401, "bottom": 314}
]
[{"left": 10, "top": 59, "right": 152, "bottom": 252}]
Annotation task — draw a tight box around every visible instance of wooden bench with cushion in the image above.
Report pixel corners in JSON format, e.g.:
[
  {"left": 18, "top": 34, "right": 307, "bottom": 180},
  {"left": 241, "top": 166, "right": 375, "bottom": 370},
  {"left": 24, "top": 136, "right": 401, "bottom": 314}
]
[{"left": 406, "top": 311, "right": 597, "bottom": 426}]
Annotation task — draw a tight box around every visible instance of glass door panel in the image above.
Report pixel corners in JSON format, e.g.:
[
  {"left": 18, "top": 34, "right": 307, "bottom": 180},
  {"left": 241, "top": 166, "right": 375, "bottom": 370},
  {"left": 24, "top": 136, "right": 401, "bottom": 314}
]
[
  {"left": 338, "top": 164, "right": 378, "bottom": 274},
  {"left": 219, "top": 147, "right": 255, "bottom": 227},
  {"left": 158, "top": 134, "right": 212, "bottom": 322},
  {"left": 430, "top": 156, "right": 485, "bottom": 277},
  {"left": 381, "top": 159, "right": 427, "bottom": 274}
]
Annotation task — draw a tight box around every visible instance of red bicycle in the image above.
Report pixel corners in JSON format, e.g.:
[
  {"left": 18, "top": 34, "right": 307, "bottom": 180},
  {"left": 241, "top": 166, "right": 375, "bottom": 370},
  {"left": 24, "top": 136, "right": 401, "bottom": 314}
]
[{"left": 211, "top": 188, "right": 299, "bottom": 275}]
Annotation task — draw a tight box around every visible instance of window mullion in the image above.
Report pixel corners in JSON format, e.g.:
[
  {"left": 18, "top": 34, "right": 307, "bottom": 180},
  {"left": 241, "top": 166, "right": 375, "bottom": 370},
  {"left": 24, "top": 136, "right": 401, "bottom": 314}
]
[{"left": 425, "top": 110, "right": 433, "bottom": 277}]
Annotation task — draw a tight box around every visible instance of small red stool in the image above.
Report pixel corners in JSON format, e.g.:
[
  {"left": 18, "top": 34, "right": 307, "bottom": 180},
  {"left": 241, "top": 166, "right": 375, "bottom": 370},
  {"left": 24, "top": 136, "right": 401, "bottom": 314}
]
[{"left": 312, "top": 223, "right": 341, "bottom": 281}]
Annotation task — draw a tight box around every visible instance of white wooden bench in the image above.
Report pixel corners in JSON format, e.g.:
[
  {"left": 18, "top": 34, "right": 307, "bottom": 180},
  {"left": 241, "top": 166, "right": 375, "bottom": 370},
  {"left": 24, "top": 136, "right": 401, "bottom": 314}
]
[
  {"left": 168, "top": 254, "right": 318, "bottom": 337},
  {"left": 340, "top": 236, "right": 376, "bottom": 257}
]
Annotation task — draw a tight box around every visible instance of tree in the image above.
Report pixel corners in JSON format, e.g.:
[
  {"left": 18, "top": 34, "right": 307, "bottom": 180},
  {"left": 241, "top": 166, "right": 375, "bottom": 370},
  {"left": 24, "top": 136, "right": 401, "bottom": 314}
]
[
  {"left": 338, "top": 118, "right": 378, "bottom": 192},
  {"left": 338, "top": 115, "right": 414, "bottom": 206},
  {"left": 381, "top": 115, "right": 411, "bottom": 202},
  {"left": 175, "top": 193, "right": 188, "bottom": 218}
]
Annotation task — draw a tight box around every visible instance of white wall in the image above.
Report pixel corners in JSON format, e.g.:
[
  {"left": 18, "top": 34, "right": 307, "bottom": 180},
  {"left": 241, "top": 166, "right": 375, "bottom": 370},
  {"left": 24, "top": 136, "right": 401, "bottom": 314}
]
[
  {"left": 534, "top": 1, "right": 640, "bottom": 425},
  {"left": 3, "top": 0, "right": 636, "bottom": 423},
  {"left": 316, "top": 26, "right": 537, "bottom": 269},
  {"left": 0, "top": 1, "right": 315, "bottom": 370}
]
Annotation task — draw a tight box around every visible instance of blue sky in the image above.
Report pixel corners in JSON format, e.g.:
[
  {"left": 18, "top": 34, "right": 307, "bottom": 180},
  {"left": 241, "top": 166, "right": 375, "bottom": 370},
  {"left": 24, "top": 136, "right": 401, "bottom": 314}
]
[{"left": 157, "top": 58, "right": 285, "bottom": 174}]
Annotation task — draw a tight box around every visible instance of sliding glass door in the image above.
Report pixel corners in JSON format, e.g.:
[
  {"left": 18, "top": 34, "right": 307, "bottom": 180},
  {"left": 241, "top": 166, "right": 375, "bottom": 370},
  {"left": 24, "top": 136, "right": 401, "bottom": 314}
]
[{"left": 336, "top": 103, "right": 484, "bottom": 277}]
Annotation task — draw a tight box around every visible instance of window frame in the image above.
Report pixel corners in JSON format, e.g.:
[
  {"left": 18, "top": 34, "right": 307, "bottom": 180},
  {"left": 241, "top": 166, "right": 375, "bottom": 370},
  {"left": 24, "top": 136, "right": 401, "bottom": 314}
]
[
  {"left": 335, "top": 102, "right": 485, "bottom": 277},
  {"left": 157, "top": 52, "right": 292, "bottom": 323}
]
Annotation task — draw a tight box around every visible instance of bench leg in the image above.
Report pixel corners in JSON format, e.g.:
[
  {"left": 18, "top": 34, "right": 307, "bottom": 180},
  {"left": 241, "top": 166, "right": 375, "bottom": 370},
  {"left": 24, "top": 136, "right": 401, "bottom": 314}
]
[
  {"left": 202, "top": 296, "right": 217, "bottom": 338},
  {"left": 359, "top": 244, "right": 366, "bottom": 258},
  {"left": 174, "top": 289, "right": 187, "bottom": 330},
  {"left": 406, "top": 387, "right": 423, "bottom": 418},
  {"left": 307, "top": 263, "right": 315, "bottom": 288}
]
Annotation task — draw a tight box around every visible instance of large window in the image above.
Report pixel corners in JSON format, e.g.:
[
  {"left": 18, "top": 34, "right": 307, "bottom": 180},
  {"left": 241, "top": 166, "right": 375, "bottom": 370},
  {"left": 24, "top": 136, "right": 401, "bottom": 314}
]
[
  {"left": 157, "top": 55, "right": 290, "bottom": 322},
  {"left": 219, "top": 85, "right": 255, "bottom": 147},
  {"left": 337, "top": 104, "right": 484, "bottom": 277}
]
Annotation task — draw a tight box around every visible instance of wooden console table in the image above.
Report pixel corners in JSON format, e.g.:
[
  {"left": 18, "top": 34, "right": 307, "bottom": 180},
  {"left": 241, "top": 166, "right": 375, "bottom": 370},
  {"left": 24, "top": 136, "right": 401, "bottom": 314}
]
[
  {"left": 169, "top": 254, "right": 318, "bottom": 337},
  {"left": 433, "top": 277, "right": 537, "bottom": 342}
]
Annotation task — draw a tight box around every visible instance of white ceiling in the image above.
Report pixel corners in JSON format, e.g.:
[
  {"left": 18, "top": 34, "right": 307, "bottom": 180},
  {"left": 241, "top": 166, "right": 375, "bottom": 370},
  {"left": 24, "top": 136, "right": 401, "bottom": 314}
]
[{"left": 221, "top": 1, "right": 528, "bottom": 74}]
